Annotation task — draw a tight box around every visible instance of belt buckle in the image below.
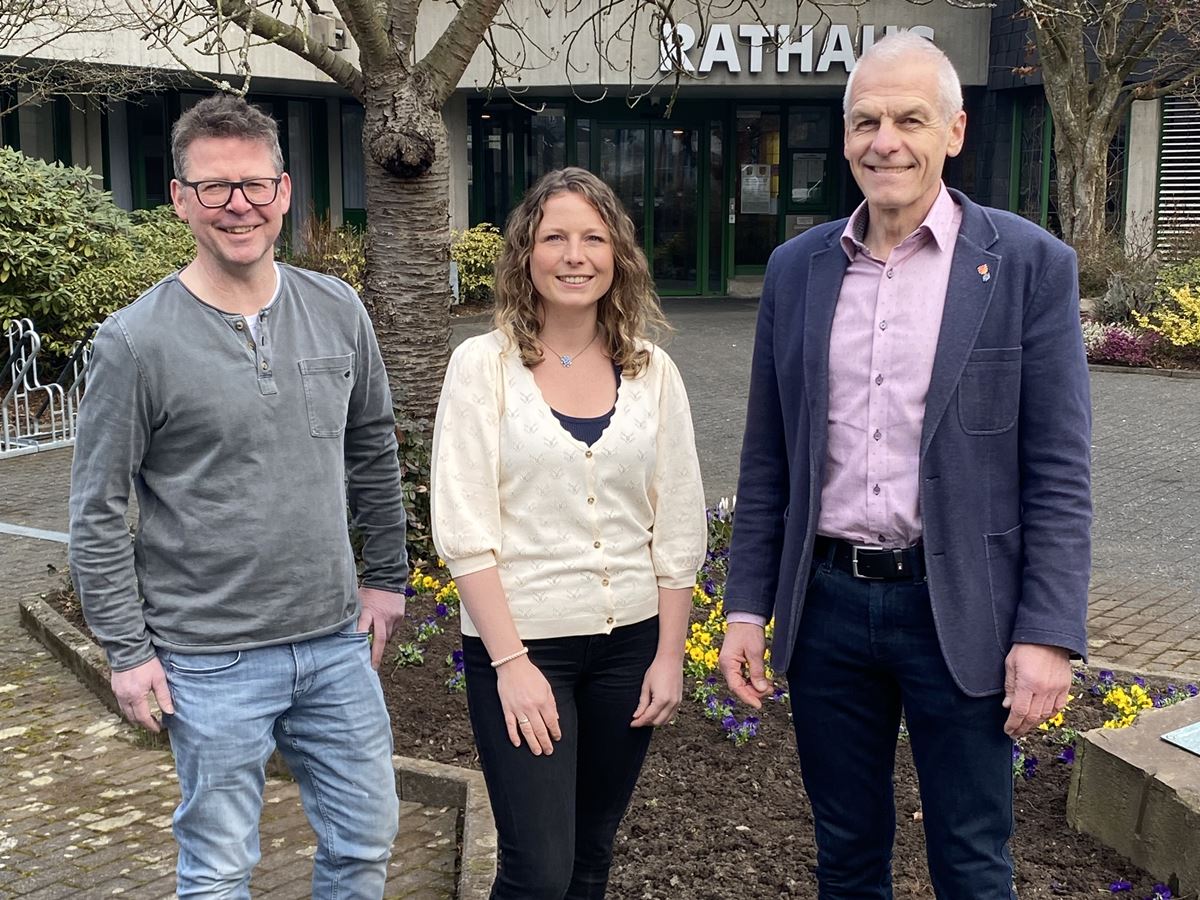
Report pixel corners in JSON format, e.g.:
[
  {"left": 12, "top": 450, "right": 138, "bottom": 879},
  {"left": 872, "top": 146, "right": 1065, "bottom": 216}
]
[{"left": 850, "top": 544, "right": 885, "bottom": 579}]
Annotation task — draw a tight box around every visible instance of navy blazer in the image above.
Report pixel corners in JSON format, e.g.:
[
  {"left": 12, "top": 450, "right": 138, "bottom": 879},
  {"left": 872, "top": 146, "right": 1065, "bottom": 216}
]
[{"left": 725, "top": 190, "right": 1092, "bottom": 697}]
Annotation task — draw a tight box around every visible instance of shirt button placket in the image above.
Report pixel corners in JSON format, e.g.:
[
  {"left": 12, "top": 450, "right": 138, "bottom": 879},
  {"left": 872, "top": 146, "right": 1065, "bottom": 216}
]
[{"left": 584, "top": 446, "right": 613, "bottom": 629}]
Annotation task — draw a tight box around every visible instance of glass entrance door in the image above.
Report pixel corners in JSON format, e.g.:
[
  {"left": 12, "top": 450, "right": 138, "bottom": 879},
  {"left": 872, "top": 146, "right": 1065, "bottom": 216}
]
[
  {"left": 598, "top": 123, "right": 645, "bottom": 238},
  {"left": 733, "top": 109, "right": 781, "bottom": 271},
  {"left": 651, "top": 125, "right": 700, "bottom": 292},
  {"left": 597, "top": 122, "right": 703, "bottom": 294}
]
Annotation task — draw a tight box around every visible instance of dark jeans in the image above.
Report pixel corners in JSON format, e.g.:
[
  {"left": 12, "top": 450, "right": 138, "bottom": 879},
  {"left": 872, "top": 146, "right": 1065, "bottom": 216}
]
[
  {"left": 787, "top": 560, "right": 1016, "bottom": 900},
  {"left": 463, "top": 617, "right": 659, "bottom": 900}
]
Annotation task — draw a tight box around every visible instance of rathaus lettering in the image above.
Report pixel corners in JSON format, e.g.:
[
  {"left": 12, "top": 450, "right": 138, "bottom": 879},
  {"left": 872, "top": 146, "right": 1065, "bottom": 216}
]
[{"left": 660, "top": 23, "right": 936, "bottom": 74}]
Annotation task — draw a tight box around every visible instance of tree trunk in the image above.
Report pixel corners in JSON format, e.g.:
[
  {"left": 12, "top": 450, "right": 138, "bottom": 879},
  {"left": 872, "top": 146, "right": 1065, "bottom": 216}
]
[
  {"left": 1054, "top": 140, "right": 1109, "bottom": 250},
  {"left": 360, "top": 71, "right": 452, "bottom": 426}
]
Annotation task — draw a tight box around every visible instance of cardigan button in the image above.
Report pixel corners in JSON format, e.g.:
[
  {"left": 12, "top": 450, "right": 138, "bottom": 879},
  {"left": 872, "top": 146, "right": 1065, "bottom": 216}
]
[
  {"left": 593, "top": 541, "right": 601, "bottom": 548},
  {"left": 601, "top": 578, "right": 609, "bottom": 587},
  {"left": 587, "top": 497, "right": 595, "bottom": 504},
  {"left": 585, "top": 450, "right": 593, "bottom": 458},
  {"left": 606, "top": 617, "right": 614, "bottom": 624}
]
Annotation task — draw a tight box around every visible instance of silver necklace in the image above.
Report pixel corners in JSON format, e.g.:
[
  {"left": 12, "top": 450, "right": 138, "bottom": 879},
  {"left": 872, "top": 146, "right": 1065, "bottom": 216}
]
[{"left": 539, "top": 330, "right": 599, "bottom": 368}]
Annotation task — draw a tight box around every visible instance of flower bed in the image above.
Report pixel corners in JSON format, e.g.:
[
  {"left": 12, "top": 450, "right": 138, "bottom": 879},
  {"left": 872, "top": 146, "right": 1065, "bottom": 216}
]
[
  {"left": 45, "top": 501, "right": 1193, "bottom": 898},
  {"left": 1083, "top": 262, "right": 1200, "bottom": 371},
  {"left": 376, "top": 504, "right": 1191, "bottom": 899}
]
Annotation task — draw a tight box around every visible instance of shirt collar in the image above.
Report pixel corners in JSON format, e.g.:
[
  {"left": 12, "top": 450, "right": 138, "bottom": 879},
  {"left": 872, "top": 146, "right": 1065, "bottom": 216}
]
[{"left": 840, "top": 182, "right": 959, "bottom": 260}]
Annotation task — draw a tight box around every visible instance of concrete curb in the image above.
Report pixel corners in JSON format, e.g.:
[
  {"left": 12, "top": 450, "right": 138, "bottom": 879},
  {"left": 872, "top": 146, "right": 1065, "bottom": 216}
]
[
  {"left": 1088, "top": 363, "right": 1200, "bottom": 379},
  {"left": 1068, "top": 696, "right": 1200, "bottom": 897},
  {"left": 18, "top": 594, "right": 498, "bottom": 900}
]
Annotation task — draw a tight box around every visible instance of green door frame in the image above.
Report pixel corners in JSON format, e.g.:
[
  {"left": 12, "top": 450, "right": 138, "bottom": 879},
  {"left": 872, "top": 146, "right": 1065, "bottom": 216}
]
[
  {"left": 591, "top": 112, "right": 714, "bottom": 296},
  {"left": 729, "top": 103, "right": 840, "bottom": 278},
  {"left": 467, "top": 96, "right": 736, "bottom": 294},
  {"left": 776, "top": 103, "right": 841, "bottom": 247},
  {"left": 1008, "top": 94, "right": 1054, "bottom": 228}
]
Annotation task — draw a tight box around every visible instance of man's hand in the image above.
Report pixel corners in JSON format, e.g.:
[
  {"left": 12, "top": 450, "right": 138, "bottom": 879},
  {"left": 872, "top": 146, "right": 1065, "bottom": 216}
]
[
  {"left": 111, "top": 657, "right": 174, "bottom": 733},
  {"left": 718, "top": 622, "right": 774, "bottom": 709},
  {"left": 1002, "top": 642, "right": 1071, "bottom": 737},
  {"left": 357, "top": 585, "right": 407, "bottom": 669}
]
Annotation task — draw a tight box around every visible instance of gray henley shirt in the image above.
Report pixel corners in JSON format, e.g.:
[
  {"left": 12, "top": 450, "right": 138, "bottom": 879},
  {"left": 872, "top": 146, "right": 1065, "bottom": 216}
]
[{"left": 68, "top": 265, "right": 409, "bottom": 671}]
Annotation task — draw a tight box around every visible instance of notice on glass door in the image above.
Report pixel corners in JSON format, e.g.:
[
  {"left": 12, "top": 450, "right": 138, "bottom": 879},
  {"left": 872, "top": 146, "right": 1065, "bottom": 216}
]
[
  {"left": 792, "top": 153, "right": 825, "bottom": 203},
  {"left": 740, "top": 164, "right": 772, "bottom": 214}
]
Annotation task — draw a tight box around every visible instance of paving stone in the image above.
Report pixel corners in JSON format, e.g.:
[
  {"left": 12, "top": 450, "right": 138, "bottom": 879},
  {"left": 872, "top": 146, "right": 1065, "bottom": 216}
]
[{"left": 0, "top": 448, "right": 460, "bottom": 900}]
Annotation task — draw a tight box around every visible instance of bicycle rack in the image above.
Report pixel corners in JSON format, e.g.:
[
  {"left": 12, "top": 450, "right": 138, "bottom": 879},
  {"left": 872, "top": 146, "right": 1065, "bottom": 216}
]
[{"left": 1, "top": 319, "right": 94, "bottom": 459}]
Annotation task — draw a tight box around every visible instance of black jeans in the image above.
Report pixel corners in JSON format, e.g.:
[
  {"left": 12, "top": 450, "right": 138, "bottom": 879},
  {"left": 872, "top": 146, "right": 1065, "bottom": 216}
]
[
  {"left": 788, "top": 561, "right": 1016, "bottom": 900},
  {"left": 463, "top": 617, "right": 659, "bottom": 900}
]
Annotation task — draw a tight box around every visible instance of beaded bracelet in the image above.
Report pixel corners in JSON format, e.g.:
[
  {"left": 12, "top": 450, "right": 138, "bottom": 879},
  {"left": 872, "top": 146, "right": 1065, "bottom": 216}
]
[{"left": 490, "top": 646, "right": 530, "bottom": 668}]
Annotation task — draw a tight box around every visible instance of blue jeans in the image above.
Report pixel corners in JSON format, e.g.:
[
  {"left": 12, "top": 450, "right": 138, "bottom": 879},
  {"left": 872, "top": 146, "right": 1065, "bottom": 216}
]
[
  {"left": 788, "top": 561, "right": 1016, "bottom": 900},
  {"left": 463, "top": 617, "right": 659, "bottom": 900},
  {"left": 160, "top": 629, "right": 399, "bottom": 899}
]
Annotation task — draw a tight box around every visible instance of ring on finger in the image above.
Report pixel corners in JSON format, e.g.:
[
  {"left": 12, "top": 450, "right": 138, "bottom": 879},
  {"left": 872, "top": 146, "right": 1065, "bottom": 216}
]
[{"left": 517, "top": 715, "right": 531, "bottom": 725}]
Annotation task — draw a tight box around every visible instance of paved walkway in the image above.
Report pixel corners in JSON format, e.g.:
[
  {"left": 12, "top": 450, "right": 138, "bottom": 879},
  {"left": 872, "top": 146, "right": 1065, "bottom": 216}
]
[{"left": 0, "top": 454, "right": 457, "bottom": 899}]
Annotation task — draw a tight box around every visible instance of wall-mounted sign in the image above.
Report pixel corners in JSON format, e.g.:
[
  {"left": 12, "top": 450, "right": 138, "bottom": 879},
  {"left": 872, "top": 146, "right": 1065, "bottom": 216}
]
[{"left": 660, "top": 23, "right": 935, "bottom": 74}]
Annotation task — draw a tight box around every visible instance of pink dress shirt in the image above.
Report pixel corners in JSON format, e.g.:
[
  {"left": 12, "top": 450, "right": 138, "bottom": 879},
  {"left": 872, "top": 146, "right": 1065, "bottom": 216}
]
[
  {"left": 818, "top": 184, "right": 962, "bottom": 548},
  {"left": 727, "top": 184, "right": 962, "bottom": 628}
]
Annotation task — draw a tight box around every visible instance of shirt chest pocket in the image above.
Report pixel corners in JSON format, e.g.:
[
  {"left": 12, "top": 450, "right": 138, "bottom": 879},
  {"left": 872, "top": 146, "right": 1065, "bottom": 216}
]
[
  {"left": 957, "top": 347, "right": 1021, "bottom": 435},
  {"left": 298, "top": 354, "right": 355, "bottom": 438}
]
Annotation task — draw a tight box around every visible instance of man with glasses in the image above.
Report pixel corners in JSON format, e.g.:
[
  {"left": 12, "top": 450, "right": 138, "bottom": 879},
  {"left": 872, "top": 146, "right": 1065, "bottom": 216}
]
[{"left": 69, "top": 94, "right": 408, "bottom": 898}]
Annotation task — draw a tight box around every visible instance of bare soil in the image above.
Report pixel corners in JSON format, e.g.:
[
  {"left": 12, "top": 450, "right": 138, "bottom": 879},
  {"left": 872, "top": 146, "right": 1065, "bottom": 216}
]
[
  {"left": 47, "top": 587, "right": 1182, "bottom": 899},
  {"left": 380, "top": 599, "right": 1177, "bottom": 900}
]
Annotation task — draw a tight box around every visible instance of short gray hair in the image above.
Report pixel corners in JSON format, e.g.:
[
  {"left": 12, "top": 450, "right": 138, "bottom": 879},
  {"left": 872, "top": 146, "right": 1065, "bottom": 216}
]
[
  {"left": 843, "top": 31, "right": 963, "bottom": 122},
  {"left": 171, "top": 94, "right": 284, "bottom": 180}
]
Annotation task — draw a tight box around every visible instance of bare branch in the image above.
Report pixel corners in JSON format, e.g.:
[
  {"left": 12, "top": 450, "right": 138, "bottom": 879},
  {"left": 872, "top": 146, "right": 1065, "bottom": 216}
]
[
  {"left": 327, "top": 0, "right": 391, "bottom": 67},
  {"left": 0, "top": 59, "right": 181, "bottom": 111},
  {"left": 212, "top": 0, "right": 367, "bottom": 93},
  {"left": 414, "top": 0, "right": 505, "bottom": 106}
]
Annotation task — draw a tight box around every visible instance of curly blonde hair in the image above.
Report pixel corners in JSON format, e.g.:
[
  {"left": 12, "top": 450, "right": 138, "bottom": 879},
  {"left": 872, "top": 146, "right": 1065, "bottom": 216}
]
[{"left": 492, "top": 167, "right": 669, "bottom": 375}]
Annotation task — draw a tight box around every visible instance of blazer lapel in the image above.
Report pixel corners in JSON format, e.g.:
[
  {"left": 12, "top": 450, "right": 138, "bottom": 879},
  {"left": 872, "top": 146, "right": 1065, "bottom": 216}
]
[
  {"left": 804, "top": 241, "right": 848, "bottom": 466},
  {"left": 921, "top": 197, "right": 1001, "bottom": 457}
]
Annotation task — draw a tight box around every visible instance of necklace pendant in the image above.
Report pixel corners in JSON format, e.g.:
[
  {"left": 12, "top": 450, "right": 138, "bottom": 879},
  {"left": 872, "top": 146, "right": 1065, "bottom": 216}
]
[{"left": 559, "top": 355, "right": 573, "bottom": 368}]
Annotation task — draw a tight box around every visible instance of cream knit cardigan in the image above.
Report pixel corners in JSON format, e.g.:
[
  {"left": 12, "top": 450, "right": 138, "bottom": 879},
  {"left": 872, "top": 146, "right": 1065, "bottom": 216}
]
[{"left": 431, "top": 329, "right": 707, "bottom": 640}]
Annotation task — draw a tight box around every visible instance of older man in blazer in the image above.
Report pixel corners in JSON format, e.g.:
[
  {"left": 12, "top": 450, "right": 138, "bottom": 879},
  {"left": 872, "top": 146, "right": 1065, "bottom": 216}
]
[{"left": 719, "top": 32, "right": 1091, "bottom": 899}]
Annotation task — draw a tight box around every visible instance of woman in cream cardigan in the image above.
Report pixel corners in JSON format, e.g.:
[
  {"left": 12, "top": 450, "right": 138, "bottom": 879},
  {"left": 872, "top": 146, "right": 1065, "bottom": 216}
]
[{"left": 431, "top": 167, "right": 706, "bottom": 899}]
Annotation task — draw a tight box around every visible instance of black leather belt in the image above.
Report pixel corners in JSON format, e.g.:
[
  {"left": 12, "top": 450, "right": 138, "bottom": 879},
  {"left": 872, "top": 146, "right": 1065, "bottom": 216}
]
[{"left": 814, "top": 536, "right": 926, "bottom": 581}]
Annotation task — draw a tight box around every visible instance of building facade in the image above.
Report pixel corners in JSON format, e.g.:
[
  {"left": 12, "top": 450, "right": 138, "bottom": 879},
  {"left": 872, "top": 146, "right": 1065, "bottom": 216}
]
[{"left": 2, "top": 0, "right": 1195, "bottom": 295}]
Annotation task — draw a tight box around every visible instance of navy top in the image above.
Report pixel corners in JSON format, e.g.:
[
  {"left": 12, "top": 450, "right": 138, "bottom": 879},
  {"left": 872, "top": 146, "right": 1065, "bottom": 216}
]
[
  {"left": 552, "top": 407, "right": 615, "bottom": 446},
  {"left": 551, "top": 365, "right": 621, "bottom": 446}
]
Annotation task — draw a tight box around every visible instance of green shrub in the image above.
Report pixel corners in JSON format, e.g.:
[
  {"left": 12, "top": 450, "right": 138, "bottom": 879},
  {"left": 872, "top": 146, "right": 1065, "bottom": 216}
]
[
  {"left": 0, "top": 148, "right": 193, "bottom": 357},
  {"left": 1136, "top": 285, "right": 1200, "bottom": 349},
  {"left": 286, "top": 215, "right": 366, "bottom": 294},
  {"left": 396, "top": 415, "right": 435, "bottom": 565},
  {"left": 450, "top": 223, "right": 503, "bottom": 304},
  {"left": 1157, "top": 258, "right": 1200, "bottom": 300}
]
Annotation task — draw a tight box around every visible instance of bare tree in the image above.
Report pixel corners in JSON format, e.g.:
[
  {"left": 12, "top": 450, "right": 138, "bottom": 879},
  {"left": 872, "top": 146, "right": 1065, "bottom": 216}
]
[
  {"left": 1018, "top": 0, "right": 1200, "bottom": 250},
  {"left": 4, "top": 0, "right": 980, "bottom": 422},
  {"left": 0, "top": 0, "right": 175, "bottom": 110}
]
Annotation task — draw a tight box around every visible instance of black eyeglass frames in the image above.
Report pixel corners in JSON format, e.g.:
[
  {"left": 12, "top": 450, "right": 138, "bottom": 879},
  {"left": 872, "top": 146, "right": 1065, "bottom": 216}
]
[{"left": 178, "top": 177, "right": 283, "bottom": 209}]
